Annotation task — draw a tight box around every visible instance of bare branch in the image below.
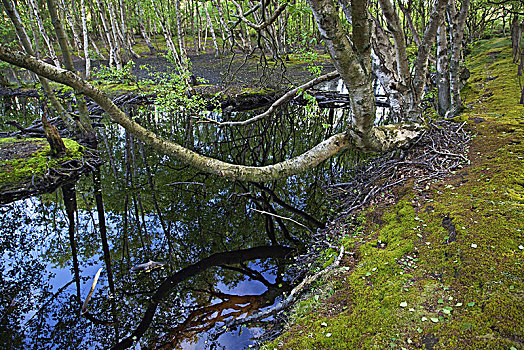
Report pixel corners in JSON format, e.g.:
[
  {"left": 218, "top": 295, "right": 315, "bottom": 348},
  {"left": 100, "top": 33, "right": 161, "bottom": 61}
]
[{"left": 206, "top": 70, "right": 340, "bottom": 127}]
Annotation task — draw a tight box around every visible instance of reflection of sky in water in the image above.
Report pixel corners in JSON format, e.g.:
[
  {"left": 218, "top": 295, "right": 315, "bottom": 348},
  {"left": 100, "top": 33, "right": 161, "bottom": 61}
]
[
  {"left": 4, "top": 197, "right": 288, "bottom": 349},
  {"left": 1, "top": 97, "right": 338, "bottom": 349}
]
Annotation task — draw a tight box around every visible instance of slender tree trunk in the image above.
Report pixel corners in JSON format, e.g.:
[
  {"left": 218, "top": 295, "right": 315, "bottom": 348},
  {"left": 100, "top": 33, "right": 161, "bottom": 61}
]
[
  {"left": 511, "top": 15, "right": 521, "bottom": 63},
  {"left": 174, "top": 0, "right": 188, "bottom": 68},
  {"left": 46, "top": 0, "right": 95, "bottom": 140},
  {"left": 96, "top": 0, "right": 120, "bottom": 68},
  {"left": 204, "top": 2, "right": 220, "bottom": 58},
  {"left": 92, "top": 168, "right": 120, "bottom": 340},
  {"left": 27, "top": 0, "right": 62, "bottom": 67},
  {"left": 81, "top": 0, "right": 91, "bottom": 79},
  {"left": 214, "top": 0, "right": 233, "bottom": 47},
  {"left": 137, "top": 0, "right": 157, "bottom": 55},
  {"left": 436, "top": 23, "right": 450, "bottom": 116},
  {"left": 1, "top": 0, "right": 78, "bottom": 133},
  {"left": 446, "top": 0, "right": 470, "bottom": 117},
  {"left": 62, "top": 183, "right": 82, "bottom": 302},
  {"left": 59, "top": 0, "right": 82, "bottom": 52}
]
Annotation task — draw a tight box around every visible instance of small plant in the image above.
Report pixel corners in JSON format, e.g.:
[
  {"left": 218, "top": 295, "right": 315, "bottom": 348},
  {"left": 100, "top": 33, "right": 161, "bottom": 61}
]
[{"left": 92, "top": 61, "right": 139, "bottom": 88}]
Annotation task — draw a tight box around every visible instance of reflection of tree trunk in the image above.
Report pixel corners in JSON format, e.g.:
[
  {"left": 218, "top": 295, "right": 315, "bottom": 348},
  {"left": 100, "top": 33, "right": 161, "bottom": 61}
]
[
  {"left": 112, "top": 245, "right": 294, "bottom": 350},
  {"left": 139, "top": 142, "right": 174, "bottom": 262},
  {"left": 62, "top": 183, "right": 81, "bottom": 302},
  {"left": 253, "top": 183, "right": 325, "bottom": 229},
  {"left": 130, "top": 135, "right": 148, "bottom": 239},
  {"left": 92, "top": 168, "right": 120, "bottom": 341}
]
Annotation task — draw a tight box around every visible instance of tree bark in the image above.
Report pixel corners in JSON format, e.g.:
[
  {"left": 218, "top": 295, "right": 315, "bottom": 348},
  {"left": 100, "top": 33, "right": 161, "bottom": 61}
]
[
  {"left": 204, "top": 2, "right": 220, "bottom": 58},
  {"left": 46, "top": 0, "right": 95, "bottom": 139},
  {"left": 1, "top": 0, "right": 78, "bottom": 133},
  {"left": 436, "top": 23, "right": 450, "bottom": 116},
  {"left": 81, "top": 0, "right": 91, "bottom": 79},
  {"left": 27, "top": 0, "right": 62, "bottom": 68},
  {"left": 446, "top": 0, "right": 470, "bottom": 118}
]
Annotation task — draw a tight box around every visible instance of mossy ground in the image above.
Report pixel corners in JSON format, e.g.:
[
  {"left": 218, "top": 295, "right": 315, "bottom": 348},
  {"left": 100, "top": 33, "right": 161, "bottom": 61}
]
[
  {"left": 264, "top": 37, "right": 524, "bottom": 350},
  {"left": 0, "top": 137, "right": 84, "bottom": 191}
]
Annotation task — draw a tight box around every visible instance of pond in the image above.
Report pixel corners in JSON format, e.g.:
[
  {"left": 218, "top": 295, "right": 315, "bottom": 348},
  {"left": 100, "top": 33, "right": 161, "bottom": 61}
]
[{"left": 0, "top": 94, "right": 360, "bottom": 349}]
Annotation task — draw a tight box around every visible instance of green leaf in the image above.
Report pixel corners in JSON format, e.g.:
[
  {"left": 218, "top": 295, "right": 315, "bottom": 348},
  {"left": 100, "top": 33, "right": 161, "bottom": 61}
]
[{"left": 467, "top": 302, "right": 475, "bottom": 307}]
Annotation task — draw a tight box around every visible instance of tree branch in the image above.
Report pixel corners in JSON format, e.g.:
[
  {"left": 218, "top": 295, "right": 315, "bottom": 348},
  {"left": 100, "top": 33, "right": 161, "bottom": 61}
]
[{"left": 205, "top": 70, "right": 340, "bottom": 127}]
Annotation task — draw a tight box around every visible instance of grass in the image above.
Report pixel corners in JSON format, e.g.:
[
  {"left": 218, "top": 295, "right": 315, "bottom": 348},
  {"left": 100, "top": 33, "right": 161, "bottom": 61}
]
[{"left": 263, "top": 37, "right": 524, "bottom": 350}]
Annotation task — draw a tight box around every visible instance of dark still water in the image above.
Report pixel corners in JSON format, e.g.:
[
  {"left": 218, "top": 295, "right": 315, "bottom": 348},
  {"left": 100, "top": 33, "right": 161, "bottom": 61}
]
[{"left": 0, "top": 96, "right": 356, "bottom": 349}]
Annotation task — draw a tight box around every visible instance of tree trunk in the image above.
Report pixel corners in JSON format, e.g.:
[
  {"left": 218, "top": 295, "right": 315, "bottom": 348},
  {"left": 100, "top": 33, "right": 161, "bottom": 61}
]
[
  {"left": 96, "top": 0, "right": 120, "bottom": 68},
  {"left": 446, "top": 0, "right": 470, "bottom": 118},
  {"left": 59, "top": 0, "right": 82, "bottom": 52},
  {"left": 436, "top": 23, "right": 451, "bottom": 116},
  {"left": 46, "top": 0, "right": 95, "bottom": 140},
  {"left": 204, "top": 2, "right": 220, "bottom": 58},
  {"left": 80, "top": 0, "right": 91, "bottom": 79},
  {"left": 27, "top": 0, "right": 62, "bottom": 67},
  {"left": 511, "top": 15, "right": 521, "bottom": 63},
  {"left": 174, "top": 0, "right": 188, "bottom": 68},
  {"left": 1, "top": 0, "right": 78, "bottom": 133},
  {"left": 137, "top": 0, "right": 157, "bottom": 55}
]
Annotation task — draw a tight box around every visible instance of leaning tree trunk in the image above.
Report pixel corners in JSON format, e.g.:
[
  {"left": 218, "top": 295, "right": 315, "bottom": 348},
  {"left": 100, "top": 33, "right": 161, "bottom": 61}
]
[
  {"left": 204, "top": 2, "right": 220, "bottom": 58},
  {"left": 27, "top": 0, "right": 62, "bottom": 68},
  {"left": 137, "top": 0, "right": 157, "bottom": 55},
  {"left": 96, "top": 0, "right": 120, "bottom": 68},
  {"left": 59, "top": 0, "right": 82, "bottom": 53},
  {"left": 46, "top": 0, "right": 95, "bottom": 139}
]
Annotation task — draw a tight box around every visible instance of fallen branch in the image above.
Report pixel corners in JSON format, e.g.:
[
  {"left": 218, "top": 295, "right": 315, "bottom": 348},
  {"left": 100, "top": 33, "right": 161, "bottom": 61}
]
[
  {"left": 81, "top": 268, "right": 102, "bottom": 314},
  {"left": 221, "top": 245, "right": 345, "bottom": 329},
  {"left": 249, "top": 207, "right": 314, "bottom": 234},
  {"left": 204, "top": 71, "right": 340, "bottom": 127}
]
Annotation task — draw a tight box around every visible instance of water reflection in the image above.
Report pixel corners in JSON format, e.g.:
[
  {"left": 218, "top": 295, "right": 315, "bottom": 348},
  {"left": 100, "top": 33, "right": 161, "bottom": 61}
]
[{"left": 0, "top": 97, "right": 356, "bottom": 348}]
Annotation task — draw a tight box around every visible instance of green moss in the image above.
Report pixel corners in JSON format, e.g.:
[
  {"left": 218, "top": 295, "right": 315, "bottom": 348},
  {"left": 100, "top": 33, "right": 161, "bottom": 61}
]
[
  {"left": 0, "top": 137, "right": 84, "bottom": 189},
  {"left": 265, "top": 37, "right": 524, "bottom": 350}
]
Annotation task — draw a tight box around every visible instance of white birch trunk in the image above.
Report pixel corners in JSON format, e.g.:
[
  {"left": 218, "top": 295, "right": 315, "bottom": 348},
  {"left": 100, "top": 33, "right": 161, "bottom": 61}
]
[
  {"left": 204, "top": 2, "right": 220, "bottom": 58},
  {"left": 81, "top": 0, "right": 91, "bottom": 79}
]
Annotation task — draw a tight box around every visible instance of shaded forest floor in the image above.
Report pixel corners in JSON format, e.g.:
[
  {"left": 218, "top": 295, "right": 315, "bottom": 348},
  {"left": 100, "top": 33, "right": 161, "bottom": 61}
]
[{"left": 263, "top": 37, "right": 524, "bottom": 350}]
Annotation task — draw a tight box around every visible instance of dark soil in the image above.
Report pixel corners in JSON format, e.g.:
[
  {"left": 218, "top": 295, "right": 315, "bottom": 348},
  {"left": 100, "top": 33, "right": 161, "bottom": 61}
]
[{"left": 75, "top": 50, "right": 334, "bottom": 90}]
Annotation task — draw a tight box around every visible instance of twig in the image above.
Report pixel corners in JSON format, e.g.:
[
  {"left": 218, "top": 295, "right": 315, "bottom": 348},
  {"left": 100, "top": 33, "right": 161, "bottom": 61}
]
[
  {"left": 205, "top": 71, "right": 340, "bottom": 127},
  {"left": 248, "top": 207, "right": 313, "bottom": 234},
  {"left": 81, "top": 268, "right": 102, "bottom": 314}
]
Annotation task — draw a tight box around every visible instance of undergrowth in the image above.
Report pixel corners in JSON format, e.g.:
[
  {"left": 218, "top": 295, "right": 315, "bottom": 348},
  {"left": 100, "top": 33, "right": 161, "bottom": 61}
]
[{"left": 263, "top": 37, "right": 524, "bottom": 350}]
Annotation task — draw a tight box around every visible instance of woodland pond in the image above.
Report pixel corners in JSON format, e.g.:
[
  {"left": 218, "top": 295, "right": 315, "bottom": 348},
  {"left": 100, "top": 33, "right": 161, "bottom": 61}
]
[{"left": 0, "top": 94, "right": 360, "bottom": 349}]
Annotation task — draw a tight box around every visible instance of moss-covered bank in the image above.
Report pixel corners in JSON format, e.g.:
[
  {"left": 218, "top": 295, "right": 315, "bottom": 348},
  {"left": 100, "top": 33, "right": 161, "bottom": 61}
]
[
  {"left": 0, "top": 137, "right": 89, "bottom": 203},
  {"left": 264, "top": 37, "right": 524, "bottom": 349}
]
